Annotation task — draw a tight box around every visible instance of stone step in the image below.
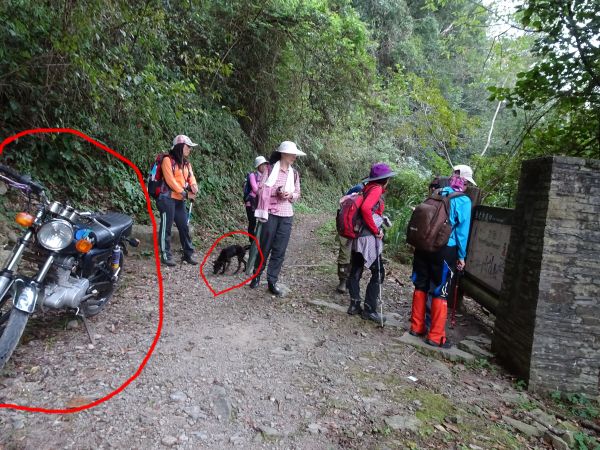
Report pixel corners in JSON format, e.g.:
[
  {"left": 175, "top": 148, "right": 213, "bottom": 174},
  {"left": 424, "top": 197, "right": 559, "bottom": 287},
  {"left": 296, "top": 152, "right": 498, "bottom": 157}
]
[{"left": 394, "top": 332, "right": 475, "bottom": 362}]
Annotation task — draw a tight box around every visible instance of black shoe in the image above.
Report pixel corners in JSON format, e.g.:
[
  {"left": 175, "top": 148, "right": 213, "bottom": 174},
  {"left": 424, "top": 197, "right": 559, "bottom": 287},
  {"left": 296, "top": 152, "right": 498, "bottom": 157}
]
[
  {"left": 361, "top": 300, "right": 387, "bottom": 324},
  {"left": 161, "top": 257, "right": 176, "bottom": 267},
  {"left": 268, "top": 282, "right": 282, "bottom": 297},
  {"left": 425, "top": 338, "right": 453, "bottom": 349},
  {"left": 183, "top": 255, "right": 198, "bottom": 265},
  {"left": 347, "top": 299, "right": 362, "bottom": 315},
  {"left": 249, "top": 276, "right": 260, "bottom": 289},
  {"left": 409, "top": 330, "right": 426, "bottom": 337},
  {"left": 361, "top": 310, "right": 387, "bottom": 324},
  {"left": 336, "top": 279, "right": 348, "bottom": 294}
]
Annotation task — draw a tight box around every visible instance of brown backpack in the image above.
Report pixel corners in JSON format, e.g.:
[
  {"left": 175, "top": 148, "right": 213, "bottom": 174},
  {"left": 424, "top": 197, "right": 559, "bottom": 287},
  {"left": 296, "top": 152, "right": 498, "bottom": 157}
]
[{"left": 406, "top": 189, "right": 466, "bottom": 252}]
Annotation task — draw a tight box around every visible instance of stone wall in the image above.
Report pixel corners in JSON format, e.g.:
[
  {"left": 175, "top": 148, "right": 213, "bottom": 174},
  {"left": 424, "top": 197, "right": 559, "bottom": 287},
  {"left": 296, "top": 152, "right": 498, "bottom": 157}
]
[{"left": 493, "top": 156, "right": 600, "bottom": 396}]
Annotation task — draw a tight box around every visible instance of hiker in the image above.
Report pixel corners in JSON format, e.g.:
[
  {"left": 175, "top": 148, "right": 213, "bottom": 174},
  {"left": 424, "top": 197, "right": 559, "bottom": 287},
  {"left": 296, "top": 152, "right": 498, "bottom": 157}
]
[
  {"left": 245, "top": 156, "right": 269, "bottom": 243},
  {"left": 249, "top": 141, "right": 305, "bottom": 296},
  {"left": 336, "top": 182, "right": 365, "bottom": 294},
  {"left": 347, "top": 163, "right": 396, "bottom": 324},
  {"left": 409, "top": 164, "right": 475, "bottom": 348},
  {"left": 424, "top": 175, "right": 450, "bottom": 330},
  {"left": 157, "top": 135, "right": 199, "bottom": 267}
]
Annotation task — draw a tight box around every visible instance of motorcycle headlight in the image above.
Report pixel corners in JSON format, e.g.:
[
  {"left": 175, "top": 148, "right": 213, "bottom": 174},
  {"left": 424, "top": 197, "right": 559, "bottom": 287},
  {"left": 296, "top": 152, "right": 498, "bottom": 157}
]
[{"left": 37, "top": 220, "right": 74, "bottom": 251}]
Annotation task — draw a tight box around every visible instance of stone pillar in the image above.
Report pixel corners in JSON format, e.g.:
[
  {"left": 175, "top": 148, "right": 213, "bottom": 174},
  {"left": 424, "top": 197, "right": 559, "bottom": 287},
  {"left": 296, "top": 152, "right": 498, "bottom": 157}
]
[{"left": 493, "top": 156, "right": 600, "bottom": 395}]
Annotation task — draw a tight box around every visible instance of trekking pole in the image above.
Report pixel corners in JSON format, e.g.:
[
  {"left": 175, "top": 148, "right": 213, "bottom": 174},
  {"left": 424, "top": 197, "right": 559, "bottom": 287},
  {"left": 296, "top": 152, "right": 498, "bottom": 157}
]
[
  {"left": 187, "top": 199, "right": 194, "bottom": 225},
  {"left": 246, "top": 222, "right": 262, "bottom": 276},
  {"left": 450, "top": 269, "right": 463, "bottom": 329},
  {"left": 375, "top": 234, "right": 384, "bottom": 328}
]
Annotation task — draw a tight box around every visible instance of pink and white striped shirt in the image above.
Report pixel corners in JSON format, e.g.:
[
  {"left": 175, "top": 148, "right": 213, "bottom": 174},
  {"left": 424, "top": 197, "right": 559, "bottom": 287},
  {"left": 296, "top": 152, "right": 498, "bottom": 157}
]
[{"left": 266, "top": 167, "right": 301, "bottom": 217}]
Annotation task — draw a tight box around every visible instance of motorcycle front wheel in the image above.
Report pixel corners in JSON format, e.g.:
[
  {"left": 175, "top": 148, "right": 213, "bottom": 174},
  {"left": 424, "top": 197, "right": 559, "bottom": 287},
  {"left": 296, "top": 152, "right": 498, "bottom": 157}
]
[{"left": 0, "top": 297, "right": 29, "bottom": 370}]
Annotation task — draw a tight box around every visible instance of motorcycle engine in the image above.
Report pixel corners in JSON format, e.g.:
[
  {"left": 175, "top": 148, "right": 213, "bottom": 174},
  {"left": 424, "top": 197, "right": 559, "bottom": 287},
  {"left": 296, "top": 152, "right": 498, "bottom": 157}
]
[{"left": 42, "top": 256, "right": 90, "bottom": 309}]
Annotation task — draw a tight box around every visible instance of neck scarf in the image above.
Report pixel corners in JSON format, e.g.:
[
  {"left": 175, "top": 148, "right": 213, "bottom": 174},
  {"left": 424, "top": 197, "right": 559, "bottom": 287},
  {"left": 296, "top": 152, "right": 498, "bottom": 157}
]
[
  {"left": 265, "top": 161, "right": 295, "bottom": 193},
  {"left": 449, "top": 175, "right": 466, "bottom": 192}
]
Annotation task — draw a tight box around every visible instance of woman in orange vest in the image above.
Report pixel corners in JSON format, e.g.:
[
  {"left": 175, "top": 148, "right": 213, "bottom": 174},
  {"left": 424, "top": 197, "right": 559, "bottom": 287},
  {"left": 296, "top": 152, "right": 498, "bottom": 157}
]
[{"left": 157, "top": 135, "right": 199, "bottom": 267}]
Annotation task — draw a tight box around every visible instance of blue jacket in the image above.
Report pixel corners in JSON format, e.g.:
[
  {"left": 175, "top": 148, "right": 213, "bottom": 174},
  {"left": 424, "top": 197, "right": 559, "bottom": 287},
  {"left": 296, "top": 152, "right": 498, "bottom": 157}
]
[{"left": 440, "top": 187, "right": 472, "bottom": 260}]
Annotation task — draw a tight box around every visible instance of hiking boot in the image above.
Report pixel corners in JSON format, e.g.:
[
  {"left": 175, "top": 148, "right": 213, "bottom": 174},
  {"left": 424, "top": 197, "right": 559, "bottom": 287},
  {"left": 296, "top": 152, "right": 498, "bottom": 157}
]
[
  {"left": 336, "top": 279, "right": 348, "bottom": 294},
  {"left": 361, "top": 308, "right": 387, "bottom": 324},
  {"left": 268, "top": 282, "right": 282, "bottom": 297},
  {"left": 425, "top": 338, "right": 453, "bottom": 349},
  {"left": 249, "top": 276, "right": 260, "bottom": 289},
  {"left": 336, "top": 264, "right": 350, "bottom": 294},
  {"left": 183, "top": 254, "right": 198, "bottom": 265},
  {"left": 161, "top": 257, "right": 176, "bottom": 267},
  {"left": 409, "top": 330, "right": 426, "bottom": 337},
  {"left": 361, "top": 298, "right": 386, "bottom": 325},
  {"left": 347, "top": 298, "right": 362, "bottom": 316}
]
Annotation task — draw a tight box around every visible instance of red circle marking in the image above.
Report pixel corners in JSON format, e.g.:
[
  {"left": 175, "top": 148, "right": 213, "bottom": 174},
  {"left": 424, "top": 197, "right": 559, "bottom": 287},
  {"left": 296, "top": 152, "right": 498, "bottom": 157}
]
[
  {"left": 200, "top": 230, "right": 264, "bottom": 297},
  {"left": 0, "top": 128, "right": 163, "bottom": 414}
]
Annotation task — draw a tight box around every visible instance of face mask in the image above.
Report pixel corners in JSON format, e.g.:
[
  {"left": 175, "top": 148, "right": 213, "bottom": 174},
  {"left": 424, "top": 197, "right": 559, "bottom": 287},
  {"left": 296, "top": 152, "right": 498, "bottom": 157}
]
[{"left": 449, "top": 175, "right": 466, "bottom": 192}]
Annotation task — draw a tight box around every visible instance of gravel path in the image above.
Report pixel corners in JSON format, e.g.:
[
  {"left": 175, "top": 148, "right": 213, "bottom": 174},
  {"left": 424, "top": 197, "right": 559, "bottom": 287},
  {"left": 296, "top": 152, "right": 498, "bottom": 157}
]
[{"left": 0, "top": 214, "right": 583, "bottom": 449}]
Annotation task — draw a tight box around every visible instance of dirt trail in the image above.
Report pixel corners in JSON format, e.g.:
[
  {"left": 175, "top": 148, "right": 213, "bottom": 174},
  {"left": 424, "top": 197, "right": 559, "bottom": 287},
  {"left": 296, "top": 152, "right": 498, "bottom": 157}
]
[{"left": 0, "top": 214, "right": 572, "bottom": 449}]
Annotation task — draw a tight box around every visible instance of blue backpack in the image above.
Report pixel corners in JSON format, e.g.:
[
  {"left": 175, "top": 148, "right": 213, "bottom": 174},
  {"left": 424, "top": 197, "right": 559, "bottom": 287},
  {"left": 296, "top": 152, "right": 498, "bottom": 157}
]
[{"left": 242, "top": 172, "right": 254, "bottom": 203}]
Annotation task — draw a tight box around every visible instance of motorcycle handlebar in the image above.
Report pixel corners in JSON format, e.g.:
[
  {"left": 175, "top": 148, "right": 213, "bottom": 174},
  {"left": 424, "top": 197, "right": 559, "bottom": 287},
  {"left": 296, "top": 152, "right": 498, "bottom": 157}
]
[{"left": 0, "top": 164, "right": 45, "bottom": 195}]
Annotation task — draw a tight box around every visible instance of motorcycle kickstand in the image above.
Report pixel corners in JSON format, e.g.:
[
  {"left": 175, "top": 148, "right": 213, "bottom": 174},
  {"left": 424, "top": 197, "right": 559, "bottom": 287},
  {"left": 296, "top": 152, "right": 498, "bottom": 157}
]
[{"left": 76, "top": 309, "right": 96, "bottom": 346}]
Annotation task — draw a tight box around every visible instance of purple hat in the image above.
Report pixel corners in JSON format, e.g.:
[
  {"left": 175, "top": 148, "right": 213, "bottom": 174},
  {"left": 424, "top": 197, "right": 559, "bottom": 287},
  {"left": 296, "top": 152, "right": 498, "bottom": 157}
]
[{"left": 363, "top": 163, "right": 397, "bottom": 183}]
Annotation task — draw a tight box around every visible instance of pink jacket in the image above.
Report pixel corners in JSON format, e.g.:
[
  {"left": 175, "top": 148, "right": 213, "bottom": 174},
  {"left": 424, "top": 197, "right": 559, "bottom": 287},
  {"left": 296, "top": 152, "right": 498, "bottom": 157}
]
[{"left": 244, "top": 171, "right": 263, "bottom": 207}]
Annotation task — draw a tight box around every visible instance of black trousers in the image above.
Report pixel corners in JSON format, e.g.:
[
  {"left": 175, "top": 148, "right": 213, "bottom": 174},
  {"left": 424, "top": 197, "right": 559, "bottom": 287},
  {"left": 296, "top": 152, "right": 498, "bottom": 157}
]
[
  {"left": 157, "top": 194, "right": 194, "bottom": 260},
  {"left": 412, "top": 246, "right": 457, "bottom": 300},
  {"left": 348, "top": 251, "right": 385, "bottom": 305},
  {"left": 254, "top": 214, "right": 293, "bottom": 285},
  {"left": 246, "top": 206, "right": 257, "bottom": 244}
]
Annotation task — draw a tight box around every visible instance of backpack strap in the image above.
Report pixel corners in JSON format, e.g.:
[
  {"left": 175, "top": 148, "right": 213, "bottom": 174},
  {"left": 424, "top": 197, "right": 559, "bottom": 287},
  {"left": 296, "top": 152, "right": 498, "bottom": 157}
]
[
  {"left": 363, "top": 183, "right": 383, "bottom": 211},
  {"left": 433, "top": 189, "right": 467, "bottom": 224},
  {"left": 163, "top": 155, "right": 177, "bottom": 173},
  {"left": 435, "top": 188, "right": 466, "bottom": 199},
  {"left": 184, "top": 160, "right": 193, "bottom": 185}
]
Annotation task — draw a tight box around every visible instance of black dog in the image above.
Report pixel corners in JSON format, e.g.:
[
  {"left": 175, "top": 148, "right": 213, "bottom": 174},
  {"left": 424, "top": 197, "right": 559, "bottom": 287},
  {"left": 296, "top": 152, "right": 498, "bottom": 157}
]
[{"left": 213, "top": 245, "right": 251, "bottom": 275}]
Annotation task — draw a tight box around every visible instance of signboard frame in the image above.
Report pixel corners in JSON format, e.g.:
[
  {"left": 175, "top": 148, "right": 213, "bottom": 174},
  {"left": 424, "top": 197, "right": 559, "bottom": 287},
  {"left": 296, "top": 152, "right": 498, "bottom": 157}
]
[{"left": 462, "top": 205, "right": 514, "bottom": 311}]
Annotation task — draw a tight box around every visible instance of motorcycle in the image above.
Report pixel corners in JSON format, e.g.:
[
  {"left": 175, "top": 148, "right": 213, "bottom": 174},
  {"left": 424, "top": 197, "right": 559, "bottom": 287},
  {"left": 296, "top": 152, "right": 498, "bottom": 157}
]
[{"left": 0, "top": 164, "right": 139, "bottom": 370}]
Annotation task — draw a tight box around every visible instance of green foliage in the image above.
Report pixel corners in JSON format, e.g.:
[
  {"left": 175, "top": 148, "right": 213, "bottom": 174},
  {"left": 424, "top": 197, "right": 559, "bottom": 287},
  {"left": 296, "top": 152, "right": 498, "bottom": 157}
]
[
  {"left": 2, "top": 0, "right": 583, "bottom": 238},
  {"left": 491, "top": 0, "right": 600, "bottom": 159},
  {"left": 550, "top": 391, "right": 600, "bottom": 421},
  {"left": 384, "top": 169, "right": 429, "bottom": 261},
  {"left": 574, "top": 431, "right": 600, "bottom": 450},
  {"left": 514, "top": 379, "right": 527, "bottom": 392}
]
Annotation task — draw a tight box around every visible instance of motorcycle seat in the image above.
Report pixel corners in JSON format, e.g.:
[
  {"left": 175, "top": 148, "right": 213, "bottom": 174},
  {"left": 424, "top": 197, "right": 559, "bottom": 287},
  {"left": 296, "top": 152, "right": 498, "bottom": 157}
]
[{"left": 90, "top": 212, "right": 133, "bottom": 248}]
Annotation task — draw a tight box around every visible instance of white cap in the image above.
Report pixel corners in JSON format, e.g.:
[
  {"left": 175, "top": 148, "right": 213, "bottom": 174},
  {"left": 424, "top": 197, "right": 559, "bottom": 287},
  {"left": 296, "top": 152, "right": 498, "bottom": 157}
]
[
  {"left": 172, "top": 134, "right": 198, "bottom": 149},
  {"left": 453, "top": 164, "right": 476, "bottom": 186},
  {"left": 277, "top": 141, "right": 306, "bottom": 156},
  {"left": 254, "top": 156, "right": 268, "bottom": 168}
]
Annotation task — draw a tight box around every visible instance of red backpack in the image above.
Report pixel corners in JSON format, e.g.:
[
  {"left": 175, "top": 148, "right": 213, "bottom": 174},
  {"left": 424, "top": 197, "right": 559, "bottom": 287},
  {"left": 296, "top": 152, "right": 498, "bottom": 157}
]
[
  {"left": 336, "top": 184, "right": 380, "bottom": 239},
  {"left": 146, "top": 154, "right": 191, "bottom": 200},
  {"left": 146, "top": 154, "right": 172, "bottom": 199},
  {"left": 406, "top": 189, "right": 466, "bottom": 252}
]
